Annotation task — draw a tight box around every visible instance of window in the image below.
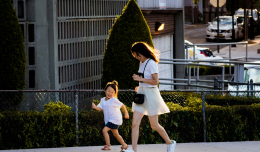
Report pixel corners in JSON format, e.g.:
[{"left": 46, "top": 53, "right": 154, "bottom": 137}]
[
  {"left": 28, "top": 47, "right": 35, "bottom": 65},
  {"left": 29, "top": 70, "right": 35, "bottom": 88}
]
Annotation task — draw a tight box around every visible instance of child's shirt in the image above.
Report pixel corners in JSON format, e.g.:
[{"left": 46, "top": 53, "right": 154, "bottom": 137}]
[{"left": 97, "top": 97, "right": 124, "bottom": 125}]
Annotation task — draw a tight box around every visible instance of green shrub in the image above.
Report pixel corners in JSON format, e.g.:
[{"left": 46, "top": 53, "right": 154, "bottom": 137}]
[
  {"left": 0, "top": 111, "right": 75, "bottom": 149},
  {"left": 1, "top": 93, "right": 260, "bottom": 149},
  {"left": 101, "top": 0, "right": 153, "bottom": 89},
  {"left": 43, "top": 101, "right": 72, "bottom": 114},
  {"left": 0, "top": 0, "right": 26, "bottom": 111},
  {"left": 205, "top": 94, "right": 260, "bottom": 106}
]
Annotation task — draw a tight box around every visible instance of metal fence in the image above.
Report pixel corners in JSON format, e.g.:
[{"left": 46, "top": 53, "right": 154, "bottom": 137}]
[{"left": 1, "top": 89, "right": 260, "bottom": 149}]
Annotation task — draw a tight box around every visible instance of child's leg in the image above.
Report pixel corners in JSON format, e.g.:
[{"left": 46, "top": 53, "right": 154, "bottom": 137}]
[
  {"left": 102, "top": 126, "right": 111, "bottom": 147},
  {"left": 111, "top": 129, "right": 128, "bottom": 149}
]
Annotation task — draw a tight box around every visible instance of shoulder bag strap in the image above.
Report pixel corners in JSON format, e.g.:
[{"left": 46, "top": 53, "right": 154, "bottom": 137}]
[{"left": 142, "top": 58, "right": 151, "bottom": 79}]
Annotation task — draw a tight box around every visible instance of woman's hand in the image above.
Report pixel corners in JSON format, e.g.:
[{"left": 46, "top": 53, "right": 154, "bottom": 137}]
[
  {"left": 135, "top": 86, "right": 139, "bottom": 92},
  {"left": 132, "top": 74, "right": 143, "bottom": 82}
]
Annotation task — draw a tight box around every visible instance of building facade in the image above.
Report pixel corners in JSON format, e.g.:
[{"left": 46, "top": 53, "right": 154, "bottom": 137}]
[
  {"left": 12, "top": 0, "right": 184, "bottom": 91},
  {"left": 184, "top": 0, "right": 227, "bottom": 24}
]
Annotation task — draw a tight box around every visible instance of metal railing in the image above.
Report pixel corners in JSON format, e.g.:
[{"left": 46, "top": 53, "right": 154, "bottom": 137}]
[
  {"left": 186, "top": 41, "right": 248, "bottom": 61},
  {"left": 159, "top": 59, "right": 225, "bottom": 90},
  {"left": 158, "top": 41, "right": 260, "bottom": 90}
]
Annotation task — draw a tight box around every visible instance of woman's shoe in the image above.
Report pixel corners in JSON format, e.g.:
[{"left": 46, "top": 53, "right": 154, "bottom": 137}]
[
  {"left": 121, "top": 148, "right": 134, "bottom": 152},
  {"left": 101, "top": 145, "right": 111, "bottom": 150},
  {"left": 167, "top": 140, "right": 176, "bottom": 152}
]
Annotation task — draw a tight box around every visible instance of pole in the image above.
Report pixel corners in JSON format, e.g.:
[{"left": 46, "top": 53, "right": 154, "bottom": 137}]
[
  {"left": 75, "top": 90, "right": 79, "bottom": 145},
  {"left": 217, "top": 0, "right": 220, "bottom": 53},
  {"left": 201, "top": 90, "right": 206, "bottom": 142},
  {"left": 244, "top": 0, "right": 248, "bottom": 41},
  {"left": 250, "top": 1, "right": 255, "bottom": 40},
  {"left": 231, "top": 0, "right": 236, "bottom": 47}
]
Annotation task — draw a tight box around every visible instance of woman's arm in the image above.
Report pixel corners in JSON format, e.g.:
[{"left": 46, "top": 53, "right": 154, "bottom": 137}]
[
  {"left": 121, "top": 105, "right": 129, "bottom": 119},
  {"left": 92, "top": 102, "right": 102, "bottom": 111},
  {"left": 132, "top": 73, "right": 159, "bottom": 85}
]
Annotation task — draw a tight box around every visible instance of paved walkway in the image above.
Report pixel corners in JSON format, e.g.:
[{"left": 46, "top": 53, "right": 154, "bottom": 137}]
[{"left": 2, "top": 141, "right": 260, "bottom": 152}]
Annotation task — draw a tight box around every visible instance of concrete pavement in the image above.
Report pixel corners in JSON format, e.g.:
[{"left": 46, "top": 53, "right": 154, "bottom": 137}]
[
  {"left": 2, "top": 141, "right": 260, "bottom": 152},
  {"left": 213, "top": 36, "right": 260, "bottom": 61}
]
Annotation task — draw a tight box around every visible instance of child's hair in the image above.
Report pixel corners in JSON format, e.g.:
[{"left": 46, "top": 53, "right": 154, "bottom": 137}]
[
  {"left": 104, "top": 80, "right": 119, "bottom": 98},
  {"left": 131, "top": 42, "right": 160, "bottom": 63}
]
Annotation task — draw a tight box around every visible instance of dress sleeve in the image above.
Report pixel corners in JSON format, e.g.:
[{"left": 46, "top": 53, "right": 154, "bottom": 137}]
[
  {"left": 150, "top": 60, "right": 158, "bottom": 74},
  {"left": 112, "top": 98, "right": 123, "bottom": 108},
  {"left": 97, "top": 99, "right": 103, "bottom": 109}
]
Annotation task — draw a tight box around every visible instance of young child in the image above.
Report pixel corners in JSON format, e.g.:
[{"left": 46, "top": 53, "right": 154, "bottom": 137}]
[{"left": 92, "top": 80, "right": 129, "bottom": 151}]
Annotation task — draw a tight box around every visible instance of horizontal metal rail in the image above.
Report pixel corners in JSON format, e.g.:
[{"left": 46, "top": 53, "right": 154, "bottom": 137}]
[{"left": 160, "top": 78, "right": 215, "bottom": 83}]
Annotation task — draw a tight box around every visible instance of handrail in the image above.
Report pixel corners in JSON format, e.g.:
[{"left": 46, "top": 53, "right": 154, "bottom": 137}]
[{"left": 160, "top": 58, "right": 260, "bottom": 65}]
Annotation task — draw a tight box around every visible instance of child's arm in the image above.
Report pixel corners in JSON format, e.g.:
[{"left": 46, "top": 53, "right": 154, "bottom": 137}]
[
  {"left": 92, "top": 102, "right": 102, "bottom": 111},
  {"left": 121, "top": 105, "right": 129, "bottom": 119}
]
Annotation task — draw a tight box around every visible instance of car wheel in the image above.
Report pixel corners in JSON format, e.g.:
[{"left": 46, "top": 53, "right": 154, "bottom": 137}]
[{"left": 206, "top": 38, "right": 210, "bottom": 42}]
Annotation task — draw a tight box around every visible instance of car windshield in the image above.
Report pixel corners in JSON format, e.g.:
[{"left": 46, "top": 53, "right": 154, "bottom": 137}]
[{"left": 212, "top": 18, "right": 236, "bottom": 25}]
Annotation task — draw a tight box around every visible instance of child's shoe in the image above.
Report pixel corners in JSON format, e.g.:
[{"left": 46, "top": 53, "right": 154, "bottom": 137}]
[
  {"left": 101, "top": 145, "right": 111, "bottom": 150},
  {"left": 167, "top": 140, "right": 176, "bottom": 152}
]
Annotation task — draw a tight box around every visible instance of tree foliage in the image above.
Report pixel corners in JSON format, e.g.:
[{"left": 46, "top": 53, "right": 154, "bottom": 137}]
[
  {"left": 101, "top": 0, "right": 153, "bottom": 89},
  {"left": 0, "top": 0, "right": 26, "bottom": 109}
]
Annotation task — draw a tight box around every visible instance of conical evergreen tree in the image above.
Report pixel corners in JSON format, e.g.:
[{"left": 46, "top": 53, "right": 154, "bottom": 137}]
[
  {"left": 102, "top": 0, "right": 153, "bottom": 89},
  {"left": 0, "top": 0, "right": 26, "bottom": 110}
]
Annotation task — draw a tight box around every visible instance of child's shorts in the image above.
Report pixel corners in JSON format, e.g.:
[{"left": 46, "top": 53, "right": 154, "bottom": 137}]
[{"left": 105, "top": 122, "right": 119, "bottom": 129}]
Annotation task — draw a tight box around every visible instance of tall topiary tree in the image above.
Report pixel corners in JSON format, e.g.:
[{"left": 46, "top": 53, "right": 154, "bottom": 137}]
[
  {"left": 0, "top": 0, "right": 26, "bottom": 110},
  {"left": 102, "top": 0, "right": 153, "bottom": 89}
]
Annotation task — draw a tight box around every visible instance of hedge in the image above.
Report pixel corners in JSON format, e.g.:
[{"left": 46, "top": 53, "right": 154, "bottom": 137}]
[
  {"left": 0, "top": 0, "right": 26, "bottom": 110},
  {"left": 1, "top": 103, "right": 260, "bottom": 150},
  {"left": 101, "top": 0, "right": 153, "bottom": 89}
]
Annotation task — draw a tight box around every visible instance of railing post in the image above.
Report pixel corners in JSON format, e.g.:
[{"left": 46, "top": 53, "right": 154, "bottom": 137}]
[
  {"left": 201, "top": 90, "right": 206, "bottom": 142},
  {"left": 250, "top": 79, "right": 253, "bottom": 97},
  {"left": 246, "top": 43, "right": 248, "bottom": 62},
  {"left": 193, "top": 44, "right": 195, "bottom": 77},
  {"left": 229, "top": 44, "right": 231, "bottom": 60},
  {"left": 214, "top": 77, "right": 219, "bottom": 90},
  {"left": 196, "top": 66, "right": 199, "bottom": 91},
  {"left": 247, "top": 81, "right": 249, "bottom": 97},
  {"left": 188, "top": 64, "right": 191, "bottom": 90},
  {"left": 75, "top": 90, "right": 79, "bottom": 145},
  {"left": 222, "top": 66, "right": 225, "bottom": 90}
]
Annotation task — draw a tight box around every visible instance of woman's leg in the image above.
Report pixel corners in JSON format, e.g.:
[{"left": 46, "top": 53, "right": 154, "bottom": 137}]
[
  {"left": 111, "top": 129, "right": 128, "bottom": 149},
  {"left": 148, "top": 115, "right": 172, "bottom": 145},
  {"left": 102, "top": 126, "right": 111, "bottom": 146},
  {"left": 132, "top": 111, "right": 144, "bottom": 152}
]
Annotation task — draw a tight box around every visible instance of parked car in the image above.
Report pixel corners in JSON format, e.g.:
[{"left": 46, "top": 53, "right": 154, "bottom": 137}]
[
  {"left": 206, "top": 16, "right": 244, "bottom": 41},
  {"left": 235, "top": 8, "right": 259, "bottom": 22},
  {"left": 185, "top": 40, "right": 214, "bottom": 59},
  {"left": 235, "top": 15, "right": 258, "bottom": 36},
  {"left": 235, "top": 8, "right": 260, "bottom": 35}
]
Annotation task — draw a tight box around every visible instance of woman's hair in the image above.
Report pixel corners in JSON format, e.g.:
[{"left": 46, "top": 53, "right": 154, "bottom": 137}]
[
  {"left": 131, "top": 42, "right": 160, "bottom": 63},
  {"left": 104, "top": 80, "right": 118, "bottom": 98}
]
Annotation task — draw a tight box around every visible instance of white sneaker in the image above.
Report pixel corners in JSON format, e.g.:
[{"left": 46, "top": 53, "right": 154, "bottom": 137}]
[
  {"left": 167, "top": 140, "right": 176, "bottom": 152},
  {"left": 121, "top": 148, "right": 135, "bottom": 152}
]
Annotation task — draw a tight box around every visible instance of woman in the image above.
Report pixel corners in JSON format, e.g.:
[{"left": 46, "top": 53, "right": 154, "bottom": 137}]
[{"left": 123, "top": 42, "right": 176, "bottom": 152}]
